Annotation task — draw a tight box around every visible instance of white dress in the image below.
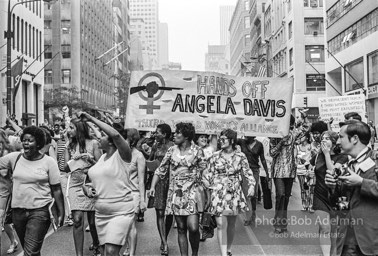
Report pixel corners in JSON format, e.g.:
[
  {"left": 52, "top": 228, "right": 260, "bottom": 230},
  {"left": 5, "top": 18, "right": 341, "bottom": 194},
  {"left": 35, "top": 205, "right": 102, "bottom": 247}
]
[{"left": 88, "top": 150, "right": 134, "bottom": 245}]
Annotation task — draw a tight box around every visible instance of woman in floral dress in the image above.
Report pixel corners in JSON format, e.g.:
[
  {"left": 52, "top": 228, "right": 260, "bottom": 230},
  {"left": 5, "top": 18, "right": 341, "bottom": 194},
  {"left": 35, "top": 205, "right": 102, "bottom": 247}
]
[
  {"left": 149, "top": 123, "right": 207, "bottom": 256},
  {"left": 203, "top": 129, "right": 255, "bottom": 256}
]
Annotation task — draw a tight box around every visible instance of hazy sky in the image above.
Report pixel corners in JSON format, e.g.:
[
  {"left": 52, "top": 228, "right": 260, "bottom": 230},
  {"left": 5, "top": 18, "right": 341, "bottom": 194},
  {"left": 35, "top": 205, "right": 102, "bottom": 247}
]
[{"left": 159, "top": 0, "right": 236, "bottom": 71}]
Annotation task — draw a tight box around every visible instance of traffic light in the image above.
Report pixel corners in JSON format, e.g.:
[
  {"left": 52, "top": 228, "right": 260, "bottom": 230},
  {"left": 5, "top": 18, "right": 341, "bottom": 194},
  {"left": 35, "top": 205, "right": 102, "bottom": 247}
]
[{"left": 303, "top": 97, "right": 308, "bottom": 107}]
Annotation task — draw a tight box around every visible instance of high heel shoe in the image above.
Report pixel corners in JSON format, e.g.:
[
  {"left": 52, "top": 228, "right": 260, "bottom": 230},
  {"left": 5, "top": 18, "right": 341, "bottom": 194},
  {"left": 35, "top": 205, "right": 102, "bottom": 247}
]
[{"left": 161, "top": 245, "right": 169, "bottom": 256}]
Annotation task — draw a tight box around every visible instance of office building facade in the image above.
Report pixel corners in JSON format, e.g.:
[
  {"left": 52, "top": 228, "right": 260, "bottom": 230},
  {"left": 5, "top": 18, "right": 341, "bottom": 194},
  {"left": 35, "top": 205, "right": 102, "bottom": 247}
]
[
  {"left": 129, "top": 0, "right": 159, "bottom": 69},
  {"left": 0, "top": 0, "right": 45, "bottom": 125},
  {"left": 44, "top": 0, "right": 117, "bottom": 118},
  {"left": 220, "top": 5, "right": 235, "bottom": 45},
  {"left": 325, "top": 0, "right": 378, "bottom": 122}
]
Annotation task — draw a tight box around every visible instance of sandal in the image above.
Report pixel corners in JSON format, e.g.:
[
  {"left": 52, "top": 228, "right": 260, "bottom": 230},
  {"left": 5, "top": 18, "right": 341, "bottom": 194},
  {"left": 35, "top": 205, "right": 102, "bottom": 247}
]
[
  {"left": 7, "top": 241, "right": 18, "bottom": 254},
  {"left": 227, "top": 252, "right": 232, "bottom": 256},
  {"left": 161, "top": 245, "right": 169, "bottom": 256},
  {"left": 93, "top": 246, "right": 101, "bottom": 256}
]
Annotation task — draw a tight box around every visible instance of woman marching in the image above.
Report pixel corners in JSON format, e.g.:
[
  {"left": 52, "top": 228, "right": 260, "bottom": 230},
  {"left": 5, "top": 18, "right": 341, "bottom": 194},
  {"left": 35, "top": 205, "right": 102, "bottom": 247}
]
[
  {"left": 312, "top": 131, "right": 347, "bottom": 256},
  {"left": 65, "top": 118, "right": 102, "bottom": 256},
  {"left": 295, "top": 132, "right": 312, "bottom": 211},
  {"left": 0, "top": 126, "right": 65, "bottom": 255},
  {"left": 203, "top": 129, "right": 255, "bottom": 256},
  {"left": 76, "top": 112, "right": 135, "bottom": 256},
  {"left": 0, "top": 129, "right": 18, "bottom": 254},
  {"left": 148, "top": 123, "right": 174, "bottom": 255},
  {"left": 149, "top": 122, "right": 207, "bottom": 256},
  {"left": 123, "top": 128, "right": 147, "bottom": 256}
]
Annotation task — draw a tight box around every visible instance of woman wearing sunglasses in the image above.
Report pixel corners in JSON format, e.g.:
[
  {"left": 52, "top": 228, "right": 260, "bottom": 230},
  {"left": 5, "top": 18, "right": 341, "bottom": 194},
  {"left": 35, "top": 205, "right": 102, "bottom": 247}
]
[{"left": 203, "top": 129, "right": 255, "bottom": 256}]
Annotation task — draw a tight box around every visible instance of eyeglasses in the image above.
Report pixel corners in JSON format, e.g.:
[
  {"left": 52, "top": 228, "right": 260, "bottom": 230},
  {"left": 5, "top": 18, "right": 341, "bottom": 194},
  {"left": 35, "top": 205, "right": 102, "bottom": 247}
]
[{"left": 219, "top": 137, "right": 229, "bottom": 143}]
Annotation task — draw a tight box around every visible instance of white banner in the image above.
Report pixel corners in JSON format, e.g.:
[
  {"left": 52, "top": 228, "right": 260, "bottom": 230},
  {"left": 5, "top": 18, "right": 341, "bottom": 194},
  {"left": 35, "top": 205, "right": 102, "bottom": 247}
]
[
  {"left": 125, "top": 71, "right": 294, "bottom": 138},
  {"left": 318, "top": 94, "right": 366, "bottom": 130}
]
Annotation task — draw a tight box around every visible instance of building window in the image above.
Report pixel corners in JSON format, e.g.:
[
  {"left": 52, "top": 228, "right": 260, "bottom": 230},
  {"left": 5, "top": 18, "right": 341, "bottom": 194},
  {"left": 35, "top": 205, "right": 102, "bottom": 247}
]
[
  {"left": 29, "top": 24, "right": 31, "bottom": 57},
  {"left": 25, "top": 22, "right": 28, "bottom": 56},
  {"left": 368, "top": 50, "right": 378, "bottom": 85},
  {"left": 21, "top": 20, "right": 24, "bottom": 53},
  {"left": 328, "top": 9, "right": 378, "bottom": 55},
  {"left": 245, "top": 0, "right": 250, "bottom": 11},
  {"left": 289, "top": 48, "right": 293, "bottom": 66},
  {"left": 310, "top": 0, "right": 323, "bottom": 7},
  {"left": 287, "top": 0, "right": 292, "bottom": 13},
  {"left": 244, "top": 16, "right": 250, "bottom": 29},
  {"left": 345, "top": 58, "right": 364, "bottom": 92},
  {"left": 61, "top": 20, "right": 71, "bottom": 34},
  {"left": 12, "top": 14, "right": 15, "bottom": 50},
  {"left": 288, "top": 21, "right": 292, "bottom": 39},
  {"left": 44, "top": 20, "right": 51, "bottom": 29},
  {"left": 304, "top": 0, "right": 309, "bottom": 7},
  {"left": 62, "top": 44, "right": 71, "bottom": 58},
  {"left": 304, "top": 18, "right": 324, "bottom": 35},
  {"left": 62, "top": 69, "right": 71, "bottom": 84},
  {"left": 45, "top": 46, "right": 52, "bottom": 59},
  {"left": 306, "top": 74, "right": 325, "bottom": 91},
  {"left": 305, "top": 45, "right": 324, "bottom": 62},
  {"left": 45, "top": 70, "right": 53, "bottom": 84},
  {"left": 245, "top": 34, "right": 251, "bottom": 47}
]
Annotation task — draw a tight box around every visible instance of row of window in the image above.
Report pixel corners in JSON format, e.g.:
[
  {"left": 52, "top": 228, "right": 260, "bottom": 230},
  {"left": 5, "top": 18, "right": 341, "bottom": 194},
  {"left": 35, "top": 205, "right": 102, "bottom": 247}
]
[
  {"left": 303, "top": 0, "right": 323, "bottom": 8},
  {"left": 17, "top": 0, "right": 42, "bottom": 18},
  {"left": 12, "top": 15, "right": 42, "bottom": 61},
  {"left": 44, "top": 45, "right": 71, "bottom": 59},
  {"left": 327, "top": 0, "right": 363, "bottom": 28},
  {"left": 328, "top": 8, "right": 378, "bottom": 55}
]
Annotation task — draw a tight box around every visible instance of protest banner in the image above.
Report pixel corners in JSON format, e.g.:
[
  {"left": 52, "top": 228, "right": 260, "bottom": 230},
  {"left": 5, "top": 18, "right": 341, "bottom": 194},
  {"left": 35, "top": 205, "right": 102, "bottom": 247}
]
[
  {"left": 125, "top": 71, "right": 294, "bottom": 138},
  {"left": 318, "top": 94, "right": 366, "bottom": 130}
]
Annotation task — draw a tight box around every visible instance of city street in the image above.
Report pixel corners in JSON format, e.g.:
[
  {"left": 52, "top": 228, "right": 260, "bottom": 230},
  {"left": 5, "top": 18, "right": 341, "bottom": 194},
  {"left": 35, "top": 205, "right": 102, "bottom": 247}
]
[{"left": 1, "top": 180, "right": 323, "bottom": 256}]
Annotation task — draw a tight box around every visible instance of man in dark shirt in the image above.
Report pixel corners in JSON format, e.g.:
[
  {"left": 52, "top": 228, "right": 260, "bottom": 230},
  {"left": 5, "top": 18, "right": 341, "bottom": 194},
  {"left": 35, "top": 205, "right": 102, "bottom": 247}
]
[{"left": 237, "top": 136, "right": 270, "bottom": 226}]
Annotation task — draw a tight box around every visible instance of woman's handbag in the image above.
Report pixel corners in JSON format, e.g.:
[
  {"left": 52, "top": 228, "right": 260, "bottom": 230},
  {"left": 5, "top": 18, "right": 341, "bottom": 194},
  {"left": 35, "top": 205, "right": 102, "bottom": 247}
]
[
  {"left": 201, "top": 212, "right": 216, "bottom": 239},
  {"left": 147, "top": 196, "right": 155, "bottom": 208},
  {"left": 260, "top": 176, "right": 272, "bottom": 210}
]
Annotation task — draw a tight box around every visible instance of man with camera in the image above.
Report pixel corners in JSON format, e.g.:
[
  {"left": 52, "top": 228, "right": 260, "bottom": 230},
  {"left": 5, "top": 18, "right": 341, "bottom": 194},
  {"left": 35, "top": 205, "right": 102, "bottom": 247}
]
[{"left": 325, "top": 120, "right": 378, "bottom": 255}]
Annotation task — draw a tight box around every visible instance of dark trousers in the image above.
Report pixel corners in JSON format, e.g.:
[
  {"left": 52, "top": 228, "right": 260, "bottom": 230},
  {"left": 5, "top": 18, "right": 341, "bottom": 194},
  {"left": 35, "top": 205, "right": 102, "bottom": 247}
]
[
  {"left": 273, "top": 178, "right": 294, "bottom": 230},
  {"left": 12, "top": 205, "right": 51, "bottom": 256},
  {"left": 341, "top": 244, "right": 369, "bottom": 256}
]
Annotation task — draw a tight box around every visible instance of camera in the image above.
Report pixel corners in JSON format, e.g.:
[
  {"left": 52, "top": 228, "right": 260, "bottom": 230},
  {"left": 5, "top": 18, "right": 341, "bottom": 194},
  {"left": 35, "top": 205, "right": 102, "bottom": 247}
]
[
  {"left": 333, "top": 165, "right": 350, "bottom": 179},
  {"left": 334, "top": 196, "right": 350, "bottom": 211}
]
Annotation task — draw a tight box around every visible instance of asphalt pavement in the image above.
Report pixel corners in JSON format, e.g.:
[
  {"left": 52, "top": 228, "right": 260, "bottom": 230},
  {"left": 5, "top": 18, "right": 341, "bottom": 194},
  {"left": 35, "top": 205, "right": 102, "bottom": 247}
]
[{"left": 1, "top": 179, "right": 324, "bottom": 256}]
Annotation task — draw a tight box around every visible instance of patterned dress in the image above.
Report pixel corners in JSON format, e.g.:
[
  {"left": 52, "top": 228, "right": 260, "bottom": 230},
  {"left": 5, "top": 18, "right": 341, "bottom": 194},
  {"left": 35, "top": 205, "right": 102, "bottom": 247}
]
[
  {"left": 149, "top": 141, "right": 174, "bottom": 210},
  {"left": 155, "top": 143, "right": 207, "bottom": 216},
  {"left": 203, "top": 150, "right": 256, "bottom": 216},
  {"left": 67, "top": 139, "right": 98, "bottom": 211}
]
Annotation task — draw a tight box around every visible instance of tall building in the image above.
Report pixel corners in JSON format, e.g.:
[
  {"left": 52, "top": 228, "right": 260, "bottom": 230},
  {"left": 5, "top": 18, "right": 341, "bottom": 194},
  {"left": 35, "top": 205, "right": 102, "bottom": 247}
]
[
  {"left": 251, "top": 0, "right": 326, "bottom": 122},
  {"left": 325, "top": 0, "right": 378, "bottom": 123},
  {"left": 129, "top": 35, "right": 143, "bottom": 71},
  {"left": 44, "top": 0, "right": 116, "bottom": 117},
  {"left": 229, "top": 0, "right": 252, "bottom": 76},
  {"left": 0, "top": 0, "right": 45, "bottom": 125},
  {"left": 130, "top": 18, "right": 152, "bottom": 70},
  {"left": 159, "top": 22, "right": 169, "bottom": 68},
  {"left": 129, "top": 0, "right": 159, "bottom": 69},
  {"left": 205, "top": 45, "right": 229, "bottom": 74},
  {"left": 220, "top": 5, "right": 235, "bottom": 45}
]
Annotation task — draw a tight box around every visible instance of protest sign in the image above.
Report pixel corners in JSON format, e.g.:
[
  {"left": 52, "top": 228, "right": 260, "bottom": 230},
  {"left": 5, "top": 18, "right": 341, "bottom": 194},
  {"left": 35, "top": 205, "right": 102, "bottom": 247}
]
[
  {"left": 125, "top": 71, "right": 294, "bottom": 138},
  {"left": 318, "top": 94, "right": 366, "bottom": 130}
]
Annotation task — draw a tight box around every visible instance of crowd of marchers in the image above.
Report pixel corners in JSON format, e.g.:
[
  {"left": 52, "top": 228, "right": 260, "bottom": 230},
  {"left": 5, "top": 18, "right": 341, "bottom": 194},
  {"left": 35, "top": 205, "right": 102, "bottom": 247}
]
[{"left": 0, "top": 110, "right": 377, "bottom": 256}]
